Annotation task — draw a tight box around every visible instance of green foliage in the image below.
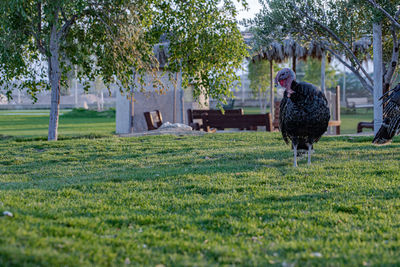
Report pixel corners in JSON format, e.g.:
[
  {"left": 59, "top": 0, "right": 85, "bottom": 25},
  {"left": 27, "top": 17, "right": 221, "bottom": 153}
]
[
  {"left": 0, "top": 0, "right": 157, "bottom": 96},
  {"left": 249, "top": 0, "right": 400, "bottom": 92},
  {"left": 296, "top": 59, "right": 338, "bottom": 89},
  {"left": 153, "top": 0, "right": 249, "bottom": 104},
  {"left": 247, "top": 60, "right": 279, "bottom": 96},
  {"left": 0, "top": 0, "right": 249, "bottom": 140},
  {"left": 1, "top": 133, "right": 400, "bottom": 265},
  {"left": 0, "top": 0, "right": 248, "bottom": 104}
]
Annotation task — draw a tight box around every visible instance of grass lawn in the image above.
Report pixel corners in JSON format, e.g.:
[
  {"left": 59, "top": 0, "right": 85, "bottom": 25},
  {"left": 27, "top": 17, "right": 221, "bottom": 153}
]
[
  {"left": 1, "top": 131, "right": 400, "bottom": 266},
  {"left": 0, "top": 109, "right": 115, "bottom": 138}
]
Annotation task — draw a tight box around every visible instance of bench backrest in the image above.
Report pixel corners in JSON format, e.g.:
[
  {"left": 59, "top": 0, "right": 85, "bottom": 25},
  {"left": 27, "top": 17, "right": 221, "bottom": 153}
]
[
  {"left": 347, "top": 97, "right": 369, "bottom": 105},
  {"left": 187, "top": 109, "right": 244, "bottom": 124},
  {"left": 202, "top": 113, "right": 272, "bottom": 132},
  {"left": 144, "top": 110, "right": 163, "bottom": 130}
]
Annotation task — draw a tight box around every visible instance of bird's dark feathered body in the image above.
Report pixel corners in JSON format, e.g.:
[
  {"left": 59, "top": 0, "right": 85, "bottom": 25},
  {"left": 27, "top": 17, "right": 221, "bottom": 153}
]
[
  {"left": 373, "top": 84, "right": 400, "bottom": 144},
  {"left": 279, "top": 81, "right": 330, "bottom": 152}
]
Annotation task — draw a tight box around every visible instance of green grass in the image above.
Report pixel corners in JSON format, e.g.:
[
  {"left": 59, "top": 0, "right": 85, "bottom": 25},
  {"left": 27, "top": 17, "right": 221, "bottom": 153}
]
[
  {"left": 0, "top": 109, "right": 115, "bottom": 138},
  {"left": 1, "top": 132, "right": 400, "bottom": 266}
]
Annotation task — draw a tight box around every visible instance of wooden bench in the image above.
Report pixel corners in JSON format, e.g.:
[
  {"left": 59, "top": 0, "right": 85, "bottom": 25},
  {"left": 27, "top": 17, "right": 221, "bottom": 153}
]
[
  {"left": 273, "top": 101, "right": 280, "bottom": 130},
  {"left": 201, "top": 113, "right": 273, "bottom": 132},
  {"left": 187, "top": 109, "right": 243, "bottom": 130},
  {"left": 144, "top": 110, "right": 163, "bottom": 130},
  {"left": 347, "top": 97, "right": 373, "bottom": 112},
  {"left": 357, "top": 121, "right": 374, "bottom": 133}
]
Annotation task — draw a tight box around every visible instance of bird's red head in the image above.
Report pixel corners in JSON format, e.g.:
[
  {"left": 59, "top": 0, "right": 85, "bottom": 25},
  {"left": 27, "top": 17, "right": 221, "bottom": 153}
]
[{"left": 275, "top": 68, "right": 296, "bottom": 97}]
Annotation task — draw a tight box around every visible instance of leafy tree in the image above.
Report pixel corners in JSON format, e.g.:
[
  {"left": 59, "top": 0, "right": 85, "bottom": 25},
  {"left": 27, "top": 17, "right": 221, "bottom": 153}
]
[
  {"left": 248, "top": 0, "right": 400, "bottom": 94},
  {"left": 0, "top": 0, "right": 156, "bottom": 140},
  {"left": 296, "top": 58, "right": 337, "bottom": 89},
  {"left": 247, "top": 59, "right": 279, "bottom": 112},
  {"left": 0, "top": 0, "right": 248, "bottom": 140},
  {"left": 248, "top": 60, "right": 270, "bottom": 95},
  {"left": 153, "top": 0, "right": 249, "bottom": 105}
]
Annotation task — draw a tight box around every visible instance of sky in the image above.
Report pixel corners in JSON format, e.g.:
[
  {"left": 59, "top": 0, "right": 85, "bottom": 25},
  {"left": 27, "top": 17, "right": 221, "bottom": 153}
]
[{"left": 235, "top": 0, "right": 263, "bottom": 23}]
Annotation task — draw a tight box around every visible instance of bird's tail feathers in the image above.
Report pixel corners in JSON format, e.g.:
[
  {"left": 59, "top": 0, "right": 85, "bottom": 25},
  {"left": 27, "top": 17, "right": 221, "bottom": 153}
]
[{"left": 372, "top": 123, "right": 394, "bottom": 145}]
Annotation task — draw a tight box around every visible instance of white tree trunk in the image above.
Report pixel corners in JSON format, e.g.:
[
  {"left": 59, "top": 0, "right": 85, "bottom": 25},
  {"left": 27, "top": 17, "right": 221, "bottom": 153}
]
[
  {"left": 373, "top": 22, "right": 383, "bottom": 135},
  {"left": 48, "top": 23, "right": 61, "bottom": 141}
]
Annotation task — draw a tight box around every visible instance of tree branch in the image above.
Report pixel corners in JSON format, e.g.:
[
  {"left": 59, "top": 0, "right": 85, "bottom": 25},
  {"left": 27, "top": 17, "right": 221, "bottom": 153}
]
[
  {"left": 60, "top": 7, "right": 68, "bottom": 23},
  {"left": 32, "top": 1, "right": 47, "bottom": 55},
  {"left": 324, "top": 46, "right": 373, "bottom": 93},
  {"left": 396, "top": 7, "right": 400, "bottom": 20},
  {"left": 383, "top": 24, "right": 400, "bottom": 86},
  {"left": 290, "top": 1, "right": 373, "bottom": 85},
  {"left": 57, "top": 14, "right": 77, "bottom": 40},
  {"left": 299, "top": 25, "right": 374, "bottom": 92},
  {"left": 364, "top": 0, "right": 400, "bottom": 29},
  {"left": 31, "top": 28, "right": 46, "bottom": 55}
]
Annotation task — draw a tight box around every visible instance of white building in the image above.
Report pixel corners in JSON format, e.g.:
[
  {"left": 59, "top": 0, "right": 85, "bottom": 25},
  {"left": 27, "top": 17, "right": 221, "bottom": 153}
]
[{"left": 116, "top": 43, "right": 208, "bottom": 134}]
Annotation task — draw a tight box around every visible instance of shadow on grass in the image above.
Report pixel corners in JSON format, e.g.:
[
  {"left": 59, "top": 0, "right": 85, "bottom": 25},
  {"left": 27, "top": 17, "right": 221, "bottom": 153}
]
[{"left": 0, "top": 147, "right": 291, "bottom": 191}]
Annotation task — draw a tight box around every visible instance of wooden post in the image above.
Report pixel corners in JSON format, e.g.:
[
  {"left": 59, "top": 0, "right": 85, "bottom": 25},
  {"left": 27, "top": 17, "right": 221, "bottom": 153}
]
[
  {"left": 241, "top": 74, "right": 245, "bottom": 105},
  {"left": 269, "top": 60, "right": 274, "bottom": 118},
  {"left": 321, "top": 51, "right": 326, "bottom": 95},
  {"left": 179, "top": 69, "right": 184, "bottom": 123},
  {"left": 129, "top": 92, "right": 134, "bottom": 133},
  {"left": 336, "top": 85, "right": 340, "bottom": 135},
  {"left": 292, "top": 56, "right": 296, "bottom": 73},
  {"left": 173, "top": 72, "right": 178, "bottom": 123},
  {"left": 129, "top": 71, "right": 136, "bottom": 133},
  {"left": 373, "top": 22, "right": 383, "bottom": 135},
  {"left": 342, "top": 62, "right": 346, "bottom": 106},
  {"left": 74, "top": 66, "right": 78, "bottom": 107}
]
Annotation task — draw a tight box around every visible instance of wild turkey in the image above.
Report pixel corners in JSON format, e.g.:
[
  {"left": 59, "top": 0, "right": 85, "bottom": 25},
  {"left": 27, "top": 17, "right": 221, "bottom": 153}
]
[
  {"left": 276, "top": 68, "right": 330, "bottom": 166},
  {"left": 373, "top": 83, "right": 400, "bottom": 145}
]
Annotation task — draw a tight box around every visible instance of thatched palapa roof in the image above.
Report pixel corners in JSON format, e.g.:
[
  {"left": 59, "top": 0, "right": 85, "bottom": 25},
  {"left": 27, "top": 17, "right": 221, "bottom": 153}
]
[
  {"left": 252, "top": 38, "right": 332, "bottom": 63},
  {"left": 253, "top": 36, "right": 372, "bottom": 64}
]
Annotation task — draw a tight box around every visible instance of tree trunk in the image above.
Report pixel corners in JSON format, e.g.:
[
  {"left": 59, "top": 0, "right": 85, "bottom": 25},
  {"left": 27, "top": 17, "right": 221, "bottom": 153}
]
[
  {"left": 48, "top": 21, "right": 61, "bottom": 141},
  {"left": 373, "top": 22, "right": 383, "bottom": 135}
]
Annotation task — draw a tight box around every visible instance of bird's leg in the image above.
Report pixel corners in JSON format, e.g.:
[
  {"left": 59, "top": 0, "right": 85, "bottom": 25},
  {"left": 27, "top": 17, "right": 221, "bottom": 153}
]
[
  {"left": 307, "top": 144, "right": 312, "bottom": 165},
  {"left": 293, "top": 144, "right": 298, "bottom": 167}
]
